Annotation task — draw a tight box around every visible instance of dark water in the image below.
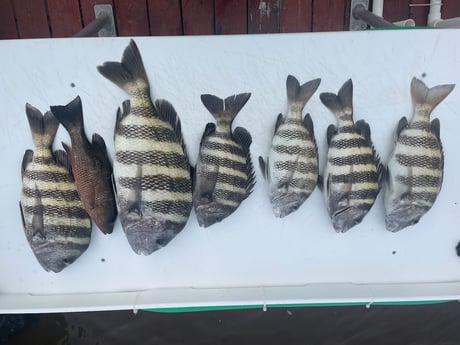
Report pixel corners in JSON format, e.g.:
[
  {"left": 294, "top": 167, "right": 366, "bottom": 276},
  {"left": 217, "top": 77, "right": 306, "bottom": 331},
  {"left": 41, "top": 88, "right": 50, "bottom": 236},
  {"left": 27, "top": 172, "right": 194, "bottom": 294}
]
[{"left": 2, "top": 302, "right": 460, "bottom": 344}]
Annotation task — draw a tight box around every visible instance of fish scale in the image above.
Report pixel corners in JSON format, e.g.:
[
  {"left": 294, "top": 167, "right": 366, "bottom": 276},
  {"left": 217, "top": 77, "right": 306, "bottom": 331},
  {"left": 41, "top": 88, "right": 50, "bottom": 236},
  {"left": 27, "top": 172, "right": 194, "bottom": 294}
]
[
  {"left": 20, "top": 105, "right": 91, "bottom": 273},
  {"left": 320, "top": 79, "right": 382, "bottom": 233},
  {"left": 260, "top": 75, "right": 321, "bottom": 218},
  {"left": 193, "top": 93, "right": 255, "bottom": 228},
  {"left": 384, "top": 77, "right": 455, "bottom": 232},
  {"left": 98, "top": 39, "right": 192, "bottom": 254}
]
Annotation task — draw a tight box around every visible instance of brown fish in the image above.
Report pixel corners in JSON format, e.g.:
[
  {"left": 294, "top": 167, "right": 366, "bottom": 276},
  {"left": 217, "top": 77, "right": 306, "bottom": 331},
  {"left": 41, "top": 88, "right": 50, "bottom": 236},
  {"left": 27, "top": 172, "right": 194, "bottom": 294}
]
[{"left": 50, "top": 96, "right": 117, "bottom": 234}]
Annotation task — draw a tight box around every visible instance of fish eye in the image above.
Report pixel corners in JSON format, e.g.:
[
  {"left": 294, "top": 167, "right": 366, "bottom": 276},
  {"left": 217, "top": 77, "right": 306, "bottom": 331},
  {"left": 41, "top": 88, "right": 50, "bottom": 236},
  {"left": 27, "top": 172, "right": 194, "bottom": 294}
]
[
  {"left": 62, "top": 258, "right": 71, "bottom": 264},
  {"left": 156, "top": 238, "right": 165, "bottom": 246}
]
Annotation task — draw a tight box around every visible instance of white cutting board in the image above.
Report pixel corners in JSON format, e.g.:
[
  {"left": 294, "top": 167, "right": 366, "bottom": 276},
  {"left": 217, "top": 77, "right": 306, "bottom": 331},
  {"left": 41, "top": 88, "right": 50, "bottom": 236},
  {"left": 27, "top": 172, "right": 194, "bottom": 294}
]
[{"left": 0, "top": 29, "right": 459, "bottom": 313}]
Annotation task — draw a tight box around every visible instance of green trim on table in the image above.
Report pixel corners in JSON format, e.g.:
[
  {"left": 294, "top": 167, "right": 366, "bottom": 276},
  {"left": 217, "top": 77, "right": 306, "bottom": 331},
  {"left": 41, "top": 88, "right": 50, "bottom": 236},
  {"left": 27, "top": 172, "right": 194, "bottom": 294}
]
[{"left": 145, "top": 300, "right": 454, "bottom": 313}]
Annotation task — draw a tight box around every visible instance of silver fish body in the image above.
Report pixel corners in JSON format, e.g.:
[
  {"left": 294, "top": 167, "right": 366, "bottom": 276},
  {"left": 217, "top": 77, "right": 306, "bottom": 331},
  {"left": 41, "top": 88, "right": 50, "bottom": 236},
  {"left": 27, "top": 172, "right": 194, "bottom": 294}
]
[
  {"left": 194, "top": 93, "right": 255, "bottom": 228},
  {"left": 259, "top": 75, "right": 321, "bottom": 218},
  {"left": 320, "top": 79, "right": 382, "bottom": 232},
  {"left": 20, "top": 105, "right": 92, "bottom": 273},
  {"left": 384, "top": 78, "right": 455, "bottom": 232},
  {"left": 98, "top": 39, "right": 192, "bottom": 254}
]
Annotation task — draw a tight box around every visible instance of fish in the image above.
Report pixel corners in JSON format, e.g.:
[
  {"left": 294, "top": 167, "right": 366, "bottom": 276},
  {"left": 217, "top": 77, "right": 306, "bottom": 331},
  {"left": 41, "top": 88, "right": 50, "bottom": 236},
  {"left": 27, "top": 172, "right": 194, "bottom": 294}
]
[
  {"left": 97, "top": 39, "right": 192, "bottom": 255},
  {"left": 193, "top": 93, "right": 255, "bottom": 228},
  {"left": 50, "top": 96, "right": 117, "bottom": 235},
  {"left": 320, "top": 79, "right": 382, "bottom": 232},
  {"left": 384, "top": 77, "right": 455, "bottom": 232},
  {"left": 259, "top": 75, "right": 321, "bottom": 217},
  {"left": 19, "top": 104, "right": 92, "bottom": 273}
]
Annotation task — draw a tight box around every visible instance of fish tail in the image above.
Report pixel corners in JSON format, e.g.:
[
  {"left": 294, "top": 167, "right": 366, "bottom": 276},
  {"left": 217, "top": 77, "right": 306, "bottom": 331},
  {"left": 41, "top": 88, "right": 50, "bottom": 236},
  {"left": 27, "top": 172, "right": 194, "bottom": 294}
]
[
  {"left": 25, "top": 104, "right": 59, "bottom": 148},
  {"left": 286, "top": 75, "right": 321, "bottom": 109},
  {"left": 50, "top": 96, "right": 84, "bottom": 135},
  {"left": 97, "top": 39, "right": 149, "bottom": 96},
  {"left": 320, "top": 79, "right": 353, "bottom": 117},
  {"left": 411, "top": 77, "right": 455, "bottom": 113},
  {"left": 200, "top": 93, "right": 251, "bottom": 124}
]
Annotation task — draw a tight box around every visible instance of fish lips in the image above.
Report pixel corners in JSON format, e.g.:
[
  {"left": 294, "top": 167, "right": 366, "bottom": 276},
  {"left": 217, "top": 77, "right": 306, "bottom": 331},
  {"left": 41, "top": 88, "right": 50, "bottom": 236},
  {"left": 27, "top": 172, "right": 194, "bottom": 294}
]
[
  {"left": 121, "top": 219, "right": 180, "bottom": 255},
  {"left": 195, "top": 203, "right": 231, "bottom": 228},
  {"left": 331, "top": 206, "right": 370, "bottom": 233},
  {"left": 32, "top": 243, "right": 88, "bottom": 273},
  {"left": 270, "top": 193, "right": 307, "bottom": 218},
  {"left": 385, "top": 206, "right": 427, "bottom": 232}
]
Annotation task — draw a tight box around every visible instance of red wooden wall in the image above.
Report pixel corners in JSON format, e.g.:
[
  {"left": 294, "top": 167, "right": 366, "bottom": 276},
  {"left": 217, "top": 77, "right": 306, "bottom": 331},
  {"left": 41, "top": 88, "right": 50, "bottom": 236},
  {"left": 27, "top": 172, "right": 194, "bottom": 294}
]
[{"left": 1, "top": 0, "right": 460, "bottom": 39}]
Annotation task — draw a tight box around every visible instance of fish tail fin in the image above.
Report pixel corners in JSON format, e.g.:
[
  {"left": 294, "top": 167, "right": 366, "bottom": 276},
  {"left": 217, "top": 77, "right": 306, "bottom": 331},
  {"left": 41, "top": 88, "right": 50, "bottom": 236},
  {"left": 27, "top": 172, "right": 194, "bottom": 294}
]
[
  {"left": 200, "top": 93, "right": 251, "bottom": 124},
  {"left": 411, "top": 77, "right": 455, "bottom": 113},
  {"left": 50, "top": 96, "right": 84, "bottom": 135},
  {"left": 320, "top": 79, "right": 353, "bottom": 117},
  {"left": 286, "top": 75, "right": 321, "bottom": 109},
  {"left": 25, "top": 104, "right": 59, "bottom": 148},
  {"left": 97, "top": 39, "right": 150, "bottom": 96}
]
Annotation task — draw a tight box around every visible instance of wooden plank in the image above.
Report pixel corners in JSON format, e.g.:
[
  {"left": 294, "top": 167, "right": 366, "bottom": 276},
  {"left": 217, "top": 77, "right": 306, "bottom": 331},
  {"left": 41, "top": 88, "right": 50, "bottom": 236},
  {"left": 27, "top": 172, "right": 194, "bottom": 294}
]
[
  {"left": 409, "top": 0, "right": 428, "bottom": 26},
  {"left": 442, "top": 0, "right": 460, "bottom": 19},
  {"left": 80, "top": 0, "right": 114, "bottom": 27},
  {"left": 279, "top": 0, "right": 312, "bottom": 33},
  {"left": 47, "top": 0, "right": 82, "bottom": 37},
  {"left": 312, "top": 0, "right": 346, "bottom": 32},
  {"left": 148, "top": 0, "right": 183, "bottom": 35},
  {"left": 181, "top": 0, "right": 214, "bottom": 35},
  {"left": 114, "top": 0, "right": 150, "bottom": 36},
  {"left": 13, "top": 0, "right": 50, "bottom": 38},
  {"left": 0, "top": 0, "right": 18, "bottom": 39},
  {"left": 248, "top": 0, "right": 280, "bottom": 34},
  {"left": 215, "top": 0, "right": 247, "bottom": 34},
  {"left": 382, "top": 0, "right": 411, "bottom": 23}
]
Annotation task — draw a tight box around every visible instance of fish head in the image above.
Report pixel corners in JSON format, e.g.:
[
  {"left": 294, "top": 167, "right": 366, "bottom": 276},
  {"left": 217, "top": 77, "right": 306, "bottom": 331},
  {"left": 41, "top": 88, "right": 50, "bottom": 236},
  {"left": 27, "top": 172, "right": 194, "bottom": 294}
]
[
  {"left": 33, "top": 243, "right": 87, "bottom": 273},
  {"left": 92, "top": 205, "right": 117, "bottom": 235},
  {"left": 270, "top": 192, "right": 306, "bottom": 218},
  {"left": 121, "top": 215, "right": 180, "bottom": 255},
  {"left": 195, "top": 202, "right": 233, "bottom": 228},
  {"left": 385, "top": 200, "right": 430, "bottom": 232}
]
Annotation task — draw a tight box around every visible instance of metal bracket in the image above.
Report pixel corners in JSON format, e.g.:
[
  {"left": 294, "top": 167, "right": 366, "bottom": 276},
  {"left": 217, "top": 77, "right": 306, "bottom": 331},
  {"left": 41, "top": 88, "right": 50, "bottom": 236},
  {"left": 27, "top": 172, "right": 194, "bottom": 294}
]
[
  {"left": 350, "top": 0, "right": 370, "bottom": 31},
  {"left": 74, "top": 4, "right": 116, "bottom": 37}
]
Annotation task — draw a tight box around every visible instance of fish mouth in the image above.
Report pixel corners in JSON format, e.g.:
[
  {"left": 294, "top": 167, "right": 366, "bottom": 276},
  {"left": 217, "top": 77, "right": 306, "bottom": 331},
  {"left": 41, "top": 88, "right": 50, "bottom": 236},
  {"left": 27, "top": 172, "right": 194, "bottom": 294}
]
[
  {"left": 195, "top": 203, "right": 231, "bottom": 228},
  {"left": 385, "top": 206, "right": 426, "bottom": 232},
  {"left": 33, "top": 243, "right": 88, "bottom": 273},
  {"left": 331, "top": 206, "right": 368, "bottom": 233},
  {"left": 271, "top": 194, "right": 305, "bottom": 218},
  {"left": 122, "top": 219, "right": 182, "bottom": 255}
]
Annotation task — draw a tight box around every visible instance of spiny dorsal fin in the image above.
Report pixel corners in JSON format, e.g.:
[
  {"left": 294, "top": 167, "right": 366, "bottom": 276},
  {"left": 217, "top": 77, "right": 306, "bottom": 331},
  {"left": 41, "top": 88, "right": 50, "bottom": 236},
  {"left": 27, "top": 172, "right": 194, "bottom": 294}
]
[
  {"left": 21, "top": 150, "right": 34, "bottom": 179},
  {"left": 97, "top": 39, "right": 149, "bottom": 96},
  {"left": 54, "top": 150, "right": 73, "bottom": 176},
  {"left": 50, "top": 96, "right": 84, "bottom": 135},
  {"left": 287, "top": 75, "right": 321, "bottom": 108}
]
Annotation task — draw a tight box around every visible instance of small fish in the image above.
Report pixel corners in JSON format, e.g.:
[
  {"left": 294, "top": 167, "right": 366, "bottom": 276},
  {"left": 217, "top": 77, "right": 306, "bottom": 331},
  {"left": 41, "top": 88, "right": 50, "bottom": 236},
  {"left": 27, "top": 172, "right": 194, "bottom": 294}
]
[
  {"left": 97, "top": 39, "right": 192, "bottom": 255},
  {"left": 320, "top": 79, "right": 382, "bottom": 232},
  {"left": 20, "top": 104, "right": 92, "bottom": 273},
  {"left": 259, "top": 75, "right": 321, "bottom": 217},
  {"left": 50, "top": 96, "right": 117, "bottom": 234},
  {"left": 194, "top": 93, "right": 255, "bottom": 227},
  {"left": 384, "top": 78, "right": 455, "bottom": 232}
]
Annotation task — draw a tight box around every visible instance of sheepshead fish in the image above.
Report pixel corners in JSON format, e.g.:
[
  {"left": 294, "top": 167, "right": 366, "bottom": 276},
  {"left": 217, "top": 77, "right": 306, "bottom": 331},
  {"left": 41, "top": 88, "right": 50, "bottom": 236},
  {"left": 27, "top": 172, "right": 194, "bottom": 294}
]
[
  {"left": 20, "top": 104, "right": 92, "bottom": 273},
  {"left": 384, "top": 78, "right": 455, "bottom": 232},
  {"left": 259, "top": 75, "right": 321, "bottom": 217},
  {"left": 320, "top": 79, "right": 382, "bottom": 232},
  {"left": 97, "top": 39, "right": 192, "bottom": 255},
  {"left": 194, "top": 93, "right": 255, "bottom": 228},
  {"left": 50, "top": 96, "right": 117, "bottom": 234}
]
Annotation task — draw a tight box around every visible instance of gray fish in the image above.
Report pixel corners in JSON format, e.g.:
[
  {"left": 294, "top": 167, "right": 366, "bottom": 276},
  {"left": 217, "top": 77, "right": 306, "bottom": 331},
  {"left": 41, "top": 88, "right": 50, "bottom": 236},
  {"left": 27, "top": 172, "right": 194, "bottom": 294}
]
[
  {"left": 384, "top": 77, "right": 455, "bottom": 232},
  {"left": 259, "top": 75, "right": 321, "bottom": 217},
  {"left": 20, "top": 104, "right": 92, "bottom": 273},
  {"left": 320, "top": 79, "right": 382, "bottom": 232},
  {"left": 50, "top": 96, "right": 117, "bottom": 235},
  {"left": 97, "top": 39, "right": 192, "bottom": 255},
  {"left": 194, "top": 93, "right": 255, "bottom": 228}
]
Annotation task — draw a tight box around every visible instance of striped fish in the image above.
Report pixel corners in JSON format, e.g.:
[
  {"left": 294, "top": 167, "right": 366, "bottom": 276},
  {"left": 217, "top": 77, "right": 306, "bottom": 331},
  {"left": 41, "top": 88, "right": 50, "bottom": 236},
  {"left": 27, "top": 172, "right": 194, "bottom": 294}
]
[
  {"left": 194, "top": 93, "right": 255, "bottom": 228},
  {"left": 20, "top": 104, "right": 92, "bottom": 273},
  {"left": 97, "top": 39, "right": 192, "bottom": 255},
  {"left": 320, "top": 79, "right": 382, "bottom": 232},
  {"left": 259, "top": 75, "right": 321, "bottom": 217},
  {"left": 51, "top": 96, "right": 117, "bottom": 235},
  {"left": 384, "top": 78, "right": 455, "bottom": 232}
]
